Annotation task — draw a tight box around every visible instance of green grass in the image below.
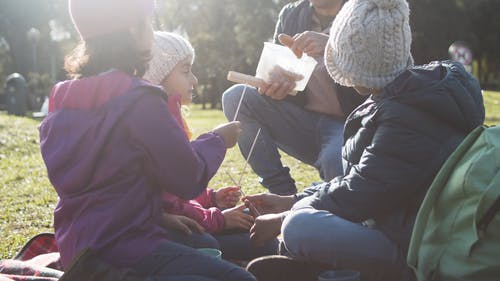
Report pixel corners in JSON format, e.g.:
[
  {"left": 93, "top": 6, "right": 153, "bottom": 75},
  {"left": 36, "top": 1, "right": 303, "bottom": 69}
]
[
  {"left": 0, "top": 115, "right": 55, "bottom": 259},
  {"left": 483, "top": 90, "right": 500, "bottom": 125},
  {"left": 0, "top": 91, "right": 499, "bottom": 259},
  {"left": 184, "top": 106, "right": 319, "bottom": 196}
]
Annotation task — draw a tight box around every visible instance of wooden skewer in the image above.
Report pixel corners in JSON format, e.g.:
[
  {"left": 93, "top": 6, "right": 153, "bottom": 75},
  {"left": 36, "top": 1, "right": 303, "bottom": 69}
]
[
  {"left": 227, "top": 71, "right": 264, "bottom": 88},
  {"left": 224, "top": 128, "right": 263, "bottom": 216},
  {"left": 232, "top": 83, "right": 247, "bottom": 122},
  {"left": 238, "top": 128, "right": 261, "bottom": 186},
  {"left": 225, "top": 171, "right": 261, "bottom": 216}
]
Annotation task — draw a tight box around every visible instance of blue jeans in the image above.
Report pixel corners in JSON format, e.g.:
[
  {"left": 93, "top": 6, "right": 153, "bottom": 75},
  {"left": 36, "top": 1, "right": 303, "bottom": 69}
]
[
  {"left": 168, "top": 229, "right": 279, "bottom": 261},
  {"left": 132, "top": 241, "right": 256, "bottom": 281},
  {"left": 222, "top": 85, "right": 344, "bottom": 195},
  {"left": 214, "top": 231, "right": 279, "bottom": 261},
  {"left": 280, "top": 208, "right": 412, "bottom": 281},
  {"left": 167, "top": 230, "right": 220, "bottom": 249}
]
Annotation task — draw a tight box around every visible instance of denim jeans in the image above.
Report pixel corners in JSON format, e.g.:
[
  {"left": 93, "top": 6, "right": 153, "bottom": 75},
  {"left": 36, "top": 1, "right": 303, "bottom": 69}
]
[
  {"left": 214, "top": 231, "right": 279, "bottom": 261},
  {"left": 167, "top": 230, "right": 220, "bottom": 249},
  {"left": 132, "top": 241, "right": 256, "bottom": 281},
  {"left": 222, "top": 85, "right": 344, "bottom": 195},
  {"left": 280, "top": 208, "right": 412, "bottom": 281},
  {"left": 168, "top": 229, "right": 279, "bottom": 261}
]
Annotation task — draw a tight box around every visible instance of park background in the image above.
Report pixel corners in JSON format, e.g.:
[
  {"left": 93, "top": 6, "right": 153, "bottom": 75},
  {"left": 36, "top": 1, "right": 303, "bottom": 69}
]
[{"left": 1, "top": 0, "right": 499, "bottom": 259}]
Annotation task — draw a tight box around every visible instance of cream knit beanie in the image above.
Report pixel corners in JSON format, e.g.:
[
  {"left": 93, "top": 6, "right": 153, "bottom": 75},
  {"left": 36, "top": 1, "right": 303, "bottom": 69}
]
[
  {"left": 144, "top": 31, "right": 195, "bottom": 85},
  {"left": 325, "top": 0, "right": 413, "bottom": 90}
]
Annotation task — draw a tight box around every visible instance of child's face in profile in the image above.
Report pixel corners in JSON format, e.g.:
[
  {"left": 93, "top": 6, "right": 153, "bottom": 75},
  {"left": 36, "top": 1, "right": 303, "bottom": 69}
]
[{"left": 161, "top": 56, "right": 198, "bottom": 105}]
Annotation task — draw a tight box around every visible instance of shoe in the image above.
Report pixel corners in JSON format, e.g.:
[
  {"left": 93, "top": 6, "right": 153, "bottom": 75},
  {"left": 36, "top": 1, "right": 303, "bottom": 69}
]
[{"left": 246, "top": 255, "right": 331, "bottom": 281}]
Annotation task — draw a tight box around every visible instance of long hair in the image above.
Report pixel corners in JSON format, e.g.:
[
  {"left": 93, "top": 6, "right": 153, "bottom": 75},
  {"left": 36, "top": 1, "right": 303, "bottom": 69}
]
[{"left": 65, "top": 22, "right": 151, "bottom": 79}]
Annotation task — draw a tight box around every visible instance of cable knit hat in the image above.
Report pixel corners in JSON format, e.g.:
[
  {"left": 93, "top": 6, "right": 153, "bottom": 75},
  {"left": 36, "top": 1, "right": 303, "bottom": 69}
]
[
  {"left": 69, "top": 0, "right": 155, "bottom": 40},
  {"left": 143, "top": 32, "right": 195, "bottom": 85},
  {"left": 325, "top": 0, "right": 413, "bottom": 90}
]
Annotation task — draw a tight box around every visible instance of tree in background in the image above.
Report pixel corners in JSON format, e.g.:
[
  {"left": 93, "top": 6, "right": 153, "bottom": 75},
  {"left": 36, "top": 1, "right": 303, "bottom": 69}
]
[
  {"left": 0, "top": 0, "right": 73, "bottom": 84},
  {"left": 157, "top": 0, "right": 290, "bottom": 109},
  {"left": 0, "top": 36, "right": 12, "bottom": 85},
  {"left": 157, "top": 0, "right": 500, "bottom": 108},
  {"left": 409, "top": 0, "right": 500, "bottom": 89},
  {"left": 468, "top": 0, "right": 500, "bottom": 88},
  {"left": 0, "top": 0, "right": 499, "bottom": 108},
  {"left": 409, "top": 0, "right": 468, "bottom": 64}
]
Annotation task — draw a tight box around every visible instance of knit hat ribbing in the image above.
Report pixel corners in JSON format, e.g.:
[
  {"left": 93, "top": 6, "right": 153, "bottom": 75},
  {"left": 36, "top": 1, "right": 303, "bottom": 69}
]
[
  {"left": 325, "top": 0, "right": 413, "bottom": 90},
  {"left": 143, "top": 32, "right": 195, "bottom": 85},
  {"left": 69, "top": 0, "right": 155, "bottom": 40}
]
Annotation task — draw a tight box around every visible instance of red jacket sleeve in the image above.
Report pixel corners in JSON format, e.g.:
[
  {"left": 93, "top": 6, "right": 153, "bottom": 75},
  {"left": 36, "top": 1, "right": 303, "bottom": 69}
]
[
  {"left": 163, "top": 192, "right": 225, "bottom": 234},
  {"left": 193, "top": 189, "right": 217, "bottom": 208}
]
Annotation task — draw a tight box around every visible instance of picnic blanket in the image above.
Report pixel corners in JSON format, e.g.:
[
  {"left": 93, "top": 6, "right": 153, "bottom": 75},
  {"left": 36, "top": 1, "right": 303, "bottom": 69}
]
[
  {"left": 1, "top": 233, "right": 146, "bottom": 281},
  {"left": 0, "top": 233, "right": 63, "bottom": 281}
]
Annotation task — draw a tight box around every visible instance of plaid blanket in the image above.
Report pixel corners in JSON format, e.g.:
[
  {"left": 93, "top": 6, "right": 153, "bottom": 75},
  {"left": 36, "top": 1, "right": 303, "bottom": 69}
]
[{"left": 0, "top": 233, "right": 63, "bottom": 281}]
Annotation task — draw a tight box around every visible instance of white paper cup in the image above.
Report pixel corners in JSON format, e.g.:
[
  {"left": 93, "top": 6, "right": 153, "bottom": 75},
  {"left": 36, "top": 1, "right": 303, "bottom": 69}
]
[{"left": 255, "top": 42, "right": 318, "bottom": 91}]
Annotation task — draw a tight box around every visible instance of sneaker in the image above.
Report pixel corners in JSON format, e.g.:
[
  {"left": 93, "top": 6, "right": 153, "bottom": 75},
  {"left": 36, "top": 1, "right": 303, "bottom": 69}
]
[{"left": 246, "top": 255, "right": 331, "bottom": 281}]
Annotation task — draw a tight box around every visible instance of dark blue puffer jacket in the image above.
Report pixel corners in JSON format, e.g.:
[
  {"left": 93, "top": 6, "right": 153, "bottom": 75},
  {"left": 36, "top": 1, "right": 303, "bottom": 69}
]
[{"left": 294, "top": 61, "right": 485, "bottom": 253}]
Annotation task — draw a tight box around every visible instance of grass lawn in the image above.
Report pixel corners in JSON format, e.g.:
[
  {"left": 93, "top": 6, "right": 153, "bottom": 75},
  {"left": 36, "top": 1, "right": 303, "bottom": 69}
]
[{"left": 0, "top": 90, "right": 499, "bottom": 259}]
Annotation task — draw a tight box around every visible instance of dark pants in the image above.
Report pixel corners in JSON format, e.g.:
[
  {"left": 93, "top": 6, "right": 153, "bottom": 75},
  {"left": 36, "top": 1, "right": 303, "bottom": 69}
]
[{"left": 132, "top": 242, "right": 256, "bottom": 281}]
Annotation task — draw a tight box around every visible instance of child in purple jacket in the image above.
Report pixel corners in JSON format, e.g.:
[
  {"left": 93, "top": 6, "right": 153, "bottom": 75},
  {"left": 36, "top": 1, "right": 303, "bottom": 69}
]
[
  {"left": 143, "top": 31, "right": 278, "bottom": 261},
  {"left": 40, "top": 1, "right": 255, "bottom": 280}
]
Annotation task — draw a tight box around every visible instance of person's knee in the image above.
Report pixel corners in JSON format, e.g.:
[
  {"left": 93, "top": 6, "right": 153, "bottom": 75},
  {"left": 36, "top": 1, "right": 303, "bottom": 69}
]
[
  {"left": 222, "top": 84, "right": 246, "bottom": 118},
  {"left": 316, "top": 154, "right": 343, "bottom": 181},
  {"left": 316, "top": 142, "right": 343, "bottom": 181},
  {"left": 281, "top": 209, "right": 318, "bottom": 257},
  {"left": 196, "top": 233, "right": 221, "bottom": 250}
]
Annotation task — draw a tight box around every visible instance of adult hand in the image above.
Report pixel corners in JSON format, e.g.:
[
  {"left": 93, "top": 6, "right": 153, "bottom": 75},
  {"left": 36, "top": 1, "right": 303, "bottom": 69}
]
[
  {"left": 211, "top": 121, "right": 242, "bottom": 148},
  {"left": 243, "top": 193, "right": 295, "bottom": 215},
  {"left": 250, "top": 213, "right": 283, "bottom": 246},
  {"left": 222, "top": 204, "right": 255, "bottom": 230},
  {"left": 258, "top": 65, "right": 302, "bottom": 100},
  {"left": 215, "top": 186, "right": 242, "bottom": 208},
  {"left": 279, "top": 32, "right": 329, "bottom": 58},
  {"left": 161, "top": 213, "right": 205, "bottom": 235}
]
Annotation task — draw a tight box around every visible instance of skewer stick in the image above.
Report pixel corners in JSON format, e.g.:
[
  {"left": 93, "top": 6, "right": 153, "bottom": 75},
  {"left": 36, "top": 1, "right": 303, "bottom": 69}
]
[
  {"left": 225, "top": 171, "right": 239, "bottom": 188},
  {"left": 227, "top": 71, "right": 263, "bottom": 88},
  {"left": 232, "top": 83, "right": 247, "bottom": 122},
  {"left": 226, "top": 128, "right": 263, "bottom": 216},
  {"left": 238, "top": 128, "right": 261, "bottom": 185},
  {"left": 225, "top": 171, "right": 261, "bottom": 216},
  {"left": 225, "top": 171, "right": 249, "bottom": 198}
]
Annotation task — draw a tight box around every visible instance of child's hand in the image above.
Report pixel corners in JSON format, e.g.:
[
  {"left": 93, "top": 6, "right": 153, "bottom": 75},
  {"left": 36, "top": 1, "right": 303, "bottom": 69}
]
[
  {"left": 222, "top": 204, "right": 254, "bottom": 230},
  {"left": 211, "top": 121, "right": 242, "bottom": 148},
  {"left": 161, "top": 212, "right": 205, "bottom": 235},
  {"left": 215, "top": 186, "right": 242, "bottom": 208}
]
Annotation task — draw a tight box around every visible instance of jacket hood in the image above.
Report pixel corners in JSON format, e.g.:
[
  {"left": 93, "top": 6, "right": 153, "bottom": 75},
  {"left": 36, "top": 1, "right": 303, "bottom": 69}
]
[
  {"left": 379, "top": 60, "right": 485, "bottom": 133},
  {"left": 40, "top": 71, "right": 164, "bottom": 196},
  {"left": 50, "top": 71, "right": 142, "bottom": 112}
]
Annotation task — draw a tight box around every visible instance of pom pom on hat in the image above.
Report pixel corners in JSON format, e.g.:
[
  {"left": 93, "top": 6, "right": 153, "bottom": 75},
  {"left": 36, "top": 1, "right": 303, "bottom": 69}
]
[
  {"left": 325, "top": 0, "right": 413, "bottom": 90},
  {"left": 143, "top": 32, "right": 195, "bottom": 85},
  {"left": 69, "top": 0, "right": 155, "bottom": 40}
]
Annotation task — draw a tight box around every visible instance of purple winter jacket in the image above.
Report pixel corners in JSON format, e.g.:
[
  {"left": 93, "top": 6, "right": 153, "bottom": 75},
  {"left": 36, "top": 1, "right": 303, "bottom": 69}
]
[{"left": 39, "top": 70, "right": 226, "bottom": 268}]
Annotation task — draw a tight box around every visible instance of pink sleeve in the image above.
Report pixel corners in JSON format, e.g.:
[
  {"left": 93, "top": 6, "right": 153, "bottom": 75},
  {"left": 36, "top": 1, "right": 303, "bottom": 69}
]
[
  {"left": 163, "top": 192, "right": 225, "bottom": 234},
  {"left": 194, "top": 189, "right": 217, "bottom": 208}
]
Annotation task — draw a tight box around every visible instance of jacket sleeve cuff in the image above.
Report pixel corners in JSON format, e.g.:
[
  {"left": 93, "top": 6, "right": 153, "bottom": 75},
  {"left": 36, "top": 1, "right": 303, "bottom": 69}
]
[{"left": 294, "top": 181, "right": 329, "bottom": 201}]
